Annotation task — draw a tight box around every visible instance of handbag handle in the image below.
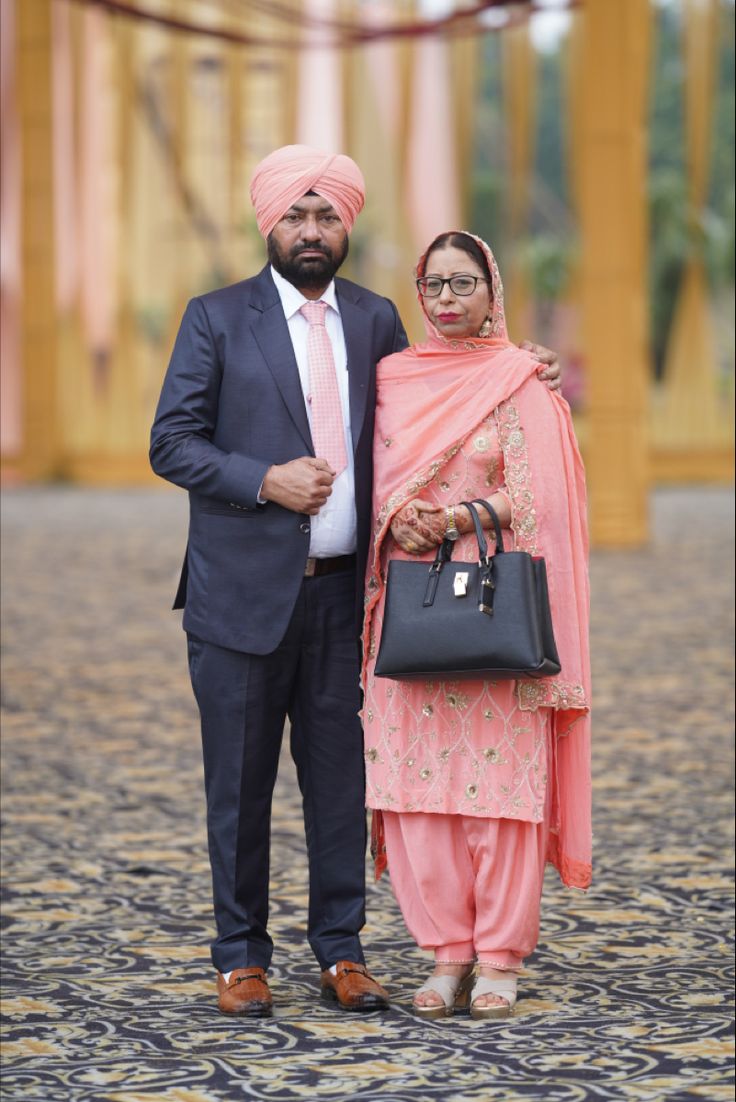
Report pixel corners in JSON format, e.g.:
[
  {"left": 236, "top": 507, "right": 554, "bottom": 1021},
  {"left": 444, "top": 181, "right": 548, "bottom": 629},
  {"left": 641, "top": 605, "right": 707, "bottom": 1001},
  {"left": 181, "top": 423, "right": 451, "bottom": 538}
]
[
  {"left": 425, "top": 498, "right": 503, "bottom": 571},
  {"left": 460, "top": 501, "right": 496, "bottom": 614},
  {"left": 469, "top": 499, "right": 505, "bottom": 553},
  {"left": 423, "top": 502, "right": 499, "bottom": 614},
  {"left": 460, "top": 501, "right": 490, "bottom": 562},
  {"left": 428, "top": 500, "right": 503, "bottom": 565}
]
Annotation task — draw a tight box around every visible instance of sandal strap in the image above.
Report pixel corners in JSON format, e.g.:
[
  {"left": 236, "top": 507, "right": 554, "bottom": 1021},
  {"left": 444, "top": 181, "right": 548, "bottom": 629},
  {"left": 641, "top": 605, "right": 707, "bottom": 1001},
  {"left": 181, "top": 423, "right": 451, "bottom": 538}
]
[
  {"left": 471, "top": 975, "right": 518, "bottom": 1007},
  {"left": 414, "top": 973, "right": 470, "bottom": 1009}
]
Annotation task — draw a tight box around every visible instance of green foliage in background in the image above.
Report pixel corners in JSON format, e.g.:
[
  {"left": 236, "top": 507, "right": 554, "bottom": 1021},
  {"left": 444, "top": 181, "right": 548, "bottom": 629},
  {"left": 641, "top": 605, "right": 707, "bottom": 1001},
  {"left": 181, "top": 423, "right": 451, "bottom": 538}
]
[
  {"left": 471, "top": 2, "right": 735, "bottom": 374},
  {"left": 649, "top": 0, "right": 735, "bottom": 374}
]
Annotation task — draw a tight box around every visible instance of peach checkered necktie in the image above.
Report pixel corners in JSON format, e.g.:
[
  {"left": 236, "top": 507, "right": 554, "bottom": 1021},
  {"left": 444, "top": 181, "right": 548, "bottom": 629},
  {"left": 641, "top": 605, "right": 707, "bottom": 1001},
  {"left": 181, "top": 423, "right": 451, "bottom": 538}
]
[{"left": 300, "top": 300, "right": 347, "bottom": 476}]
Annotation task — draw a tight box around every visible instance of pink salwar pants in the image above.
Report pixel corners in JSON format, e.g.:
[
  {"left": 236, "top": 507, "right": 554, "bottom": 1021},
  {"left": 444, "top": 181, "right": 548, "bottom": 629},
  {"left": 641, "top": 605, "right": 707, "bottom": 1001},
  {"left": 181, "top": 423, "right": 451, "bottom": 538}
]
[{"left": 382, "top": 808, "right": 550, "bottom": 970}]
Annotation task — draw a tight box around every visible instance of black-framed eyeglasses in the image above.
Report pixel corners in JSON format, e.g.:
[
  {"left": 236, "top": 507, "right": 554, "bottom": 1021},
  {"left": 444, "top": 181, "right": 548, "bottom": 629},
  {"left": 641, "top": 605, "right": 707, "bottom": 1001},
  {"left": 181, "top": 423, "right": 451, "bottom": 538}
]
[{"left": 415, "top": 275, "right": 490, "bottom": 297}]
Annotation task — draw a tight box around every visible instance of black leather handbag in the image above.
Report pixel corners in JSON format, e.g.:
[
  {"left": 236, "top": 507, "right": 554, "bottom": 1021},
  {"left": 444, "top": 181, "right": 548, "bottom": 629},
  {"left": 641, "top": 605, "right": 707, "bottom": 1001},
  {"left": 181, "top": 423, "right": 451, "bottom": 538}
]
[{"left": 374, "top": 500, "right": 560, "bottom": 681}]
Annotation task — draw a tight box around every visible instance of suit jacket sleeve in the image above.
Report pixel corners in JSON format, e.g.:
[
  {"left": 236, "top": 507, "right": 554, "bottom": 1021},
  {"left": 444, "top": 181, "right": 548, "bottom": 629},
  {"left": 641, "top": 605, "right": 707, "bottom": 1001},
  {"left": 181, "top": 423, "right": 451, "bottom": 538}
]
[{"left": 149, "top": 297, "right": 270, "bottom": 507}]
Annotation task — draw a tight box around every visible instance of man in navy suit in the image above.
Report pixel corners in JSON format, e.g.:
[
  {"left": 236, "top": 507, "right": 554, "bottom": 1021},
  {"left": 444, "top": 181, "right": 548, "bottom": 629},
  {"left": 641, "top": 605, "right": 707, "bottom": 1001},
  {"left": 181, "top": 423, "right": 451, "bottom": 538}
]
[{"left": 150, "top": 146, "right": 560, "bottom": 1016}]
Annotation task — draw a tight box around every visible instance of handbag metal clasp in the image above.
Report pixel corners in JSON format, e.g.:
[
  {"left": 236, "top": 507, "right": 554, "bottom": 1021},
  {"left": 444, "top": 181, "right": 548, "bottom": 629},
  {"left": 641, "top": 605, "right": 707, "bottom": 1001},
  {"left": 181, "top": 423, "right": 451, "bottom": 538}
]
[
  {"left": 478, "top": 561, "right": 495, "bottom": 615},
  {"left": 453, "top": 572, "right": 469, "bottom": 597}
]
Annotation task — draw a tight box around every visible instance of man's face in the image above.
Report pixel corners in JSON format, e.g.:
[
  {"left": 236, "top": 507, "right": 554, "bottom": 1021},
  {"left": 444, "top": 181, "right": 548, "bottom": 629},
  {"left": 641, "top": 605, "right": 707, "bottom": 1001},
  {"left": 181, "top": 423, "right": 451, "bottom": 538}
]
[{"left": 267, "top": 194, "right": 349, "bottom": 292}]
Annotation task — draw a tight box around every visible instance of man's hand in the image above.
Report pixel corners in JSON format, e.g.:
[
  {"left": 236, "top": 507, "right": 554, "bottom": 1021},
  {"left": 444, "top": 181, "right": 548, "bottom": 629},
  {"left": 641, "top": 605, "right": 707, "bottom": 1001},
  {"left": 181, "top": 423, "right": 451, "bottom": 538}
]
[
  {"left": 520, "top": 340, "right": 562, "bottom": 392},
  {"left": 261, "top": 457, "right": 334, "bottom": 515},
  {"left": 390, "top": 498, "right": 445, "bottom": 554}
]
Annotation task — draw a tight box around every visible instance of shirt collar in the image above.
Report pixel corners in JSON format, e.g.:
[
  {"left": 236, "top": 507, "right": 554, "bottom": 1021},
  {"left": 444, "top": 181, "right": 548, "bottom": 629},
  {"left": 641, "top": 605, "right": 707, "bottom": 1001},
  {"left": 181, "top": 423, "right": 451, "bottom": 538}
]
[{"left": 270, "top": 266, "right": 340, "bottom": 321}]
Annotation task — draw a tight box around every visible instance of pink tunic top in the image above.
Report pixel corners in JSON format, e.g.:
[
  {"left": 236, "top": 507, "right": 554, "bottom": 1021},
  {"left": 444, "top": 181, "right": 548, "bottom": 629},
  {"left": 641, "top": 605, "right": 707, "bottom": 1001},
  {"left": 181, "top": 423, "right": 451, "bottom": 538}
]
[{"left": 362, "top": 418, "right": 551, "bottom": 823}]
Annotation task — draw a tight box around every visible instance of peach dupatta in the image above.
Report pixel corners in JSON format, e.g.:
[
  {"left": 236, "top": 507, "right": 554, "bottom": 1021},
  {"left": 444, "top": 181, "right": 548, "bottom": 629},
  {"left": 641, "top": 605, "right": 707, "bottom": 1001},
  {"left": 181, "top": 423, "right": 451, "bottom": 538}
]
[{"left": 363, "top": 332, "right": 592, "bottom": 889}]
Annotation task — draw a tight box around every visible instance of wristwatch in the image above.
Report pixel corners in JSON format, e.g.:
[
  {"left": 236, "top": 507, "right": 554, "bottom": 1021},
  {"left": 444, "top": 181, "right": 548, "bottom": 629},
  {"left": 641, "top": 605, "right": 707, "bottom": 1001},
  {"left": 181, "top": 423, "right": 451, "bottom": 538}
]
[{"left": 445, "top": 505, "right": 460, "bottom": 541}]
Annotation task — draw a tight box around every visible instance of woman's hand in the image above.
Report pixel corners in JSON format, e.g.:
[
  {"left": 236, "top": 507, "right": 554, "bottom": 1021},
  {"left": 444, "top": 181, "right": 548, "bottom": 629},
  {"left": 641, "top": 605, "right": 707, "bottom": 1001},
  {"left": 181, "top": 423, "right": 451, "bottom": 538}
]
[
  {"left": 520, "top": 340, "right": 562, "bottom": 392},
  {"left": 390, "top": 499, "right": 445, "bottom": 554}
]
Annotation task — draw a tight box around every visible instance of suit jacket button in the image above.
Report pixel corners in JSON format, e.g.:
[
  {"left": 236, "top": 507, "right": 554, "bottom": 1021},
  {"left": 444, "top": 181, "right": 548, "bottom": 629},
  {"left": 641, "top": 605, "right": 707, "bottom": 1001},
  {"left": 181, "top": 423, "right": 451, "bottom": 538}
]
[{"left": 300, "top": 522, "right": 310, "bottom": 534}]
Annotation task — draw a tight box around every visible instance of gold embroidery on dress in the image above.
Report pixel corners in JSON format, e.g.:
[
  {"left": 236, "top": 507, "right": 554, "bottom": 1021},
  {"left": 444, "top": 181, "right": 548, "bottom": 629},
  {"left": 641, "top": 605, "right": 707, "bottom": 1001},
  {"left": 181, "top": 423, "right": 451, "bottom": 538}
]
[
  {"left": 445, "top": 689, "right": 469, "bottom": 710},
  {"left": 484, "top": 457, "right": 500, "bottom": 486},
  {"left": 494, "top": 399, "right": 538, "bottom": 555},
  {"left": 374, "top": 442, "right": 465, "bottom": 535},
  {"left": 517, "top": 680, "right": 587, "bottom": 712},
  {"left": 436, "top": 470, "right": 460, "bottom": 493},
  {"left": 436, "top": 335, "right": 488, "bottom": 352},
  {"left": 493, "top": 399, "right": 591, "bottom": 716}
]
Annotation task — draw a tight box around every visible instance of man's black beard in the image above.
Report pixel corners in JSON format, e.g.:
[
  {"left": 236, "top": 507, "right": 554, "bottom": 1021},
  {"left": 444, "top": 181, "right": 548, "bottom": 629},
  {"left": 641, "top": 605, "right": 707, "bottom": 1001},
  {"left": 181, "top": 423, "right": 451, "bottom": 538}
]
[{"left": 267, "top": 235, "right": 349, "bottom": 291}]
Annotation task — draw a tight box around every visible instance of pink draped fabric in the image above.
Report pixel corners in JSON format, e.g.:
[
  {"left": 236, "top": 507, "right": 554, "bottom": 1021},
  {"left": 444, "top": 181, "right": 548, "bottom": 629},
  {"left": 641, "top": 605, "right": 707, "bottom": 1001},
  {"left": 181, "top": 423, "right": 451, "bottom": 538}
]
[
  {"left": 363, "top": 235, "right": 591, "bottom": 890},
  {"left": 405, "top": 35, "right": 461, "bottom": 250},
  {"left": 296, "top": 0, "right": 343, "bottom": 155}
]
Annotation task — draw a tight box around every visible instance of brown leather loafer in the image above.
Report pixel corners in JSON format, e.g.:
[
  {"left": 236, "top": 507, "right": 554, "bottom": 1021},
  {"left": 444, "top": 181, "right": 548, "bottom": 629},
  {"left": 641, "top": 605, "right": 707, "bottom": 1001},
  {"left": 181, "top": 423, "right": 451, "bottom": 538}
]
[
  {"left": 217, "top": 968, "right": 272, "bottom": 1017},
  {"left": 320, "top": 961, "right": 390, "bottom": 1012}
]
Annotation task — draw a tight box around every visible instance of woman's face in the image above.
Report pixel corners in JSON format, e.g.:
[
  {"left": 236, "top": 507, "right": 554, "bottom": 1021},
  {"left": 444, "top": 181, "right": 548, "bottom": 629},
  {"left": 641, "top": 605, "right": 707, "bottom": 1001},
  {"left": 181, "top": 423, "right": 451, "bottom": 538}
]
[{"left": 421, "top": 244, "right": 492, "bottom": 340}]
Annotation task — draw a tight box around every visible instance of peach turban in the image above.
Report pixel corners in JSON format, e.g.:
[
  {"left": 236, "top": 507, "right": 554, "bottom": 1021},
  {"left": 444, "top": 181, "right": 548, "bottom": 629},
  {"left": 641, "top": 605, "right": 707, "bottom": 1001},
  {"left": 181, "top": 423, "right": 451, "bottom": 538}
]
[{"left": 249, "top": 145, "right": 365, "bottom": 239}]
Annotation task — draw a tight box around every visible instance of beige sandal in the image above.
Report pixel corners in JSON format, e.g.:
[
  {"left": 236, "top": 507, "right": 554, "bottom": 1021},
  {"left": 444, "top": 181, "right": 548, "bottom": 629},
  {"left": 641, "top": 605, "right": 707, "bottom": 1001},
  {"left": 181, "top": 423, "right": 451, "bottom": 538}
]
[
  {"left": 469, "top": 973, "right": 518, "bottom": 1020},
  {"left": 412, "top": 971, "right": 474, "bottom": 1020}
]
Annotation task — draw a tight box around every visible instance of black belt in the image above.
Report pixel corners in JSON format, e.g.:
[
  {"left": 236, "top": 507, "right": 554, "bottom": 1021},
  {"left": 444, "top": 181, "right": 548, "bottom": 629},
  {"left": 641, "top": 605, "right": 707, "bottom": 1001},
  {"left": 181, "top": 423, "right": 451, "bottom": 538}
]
[{"left": 304, "top": 554, "right": 356, "bottom": 578}]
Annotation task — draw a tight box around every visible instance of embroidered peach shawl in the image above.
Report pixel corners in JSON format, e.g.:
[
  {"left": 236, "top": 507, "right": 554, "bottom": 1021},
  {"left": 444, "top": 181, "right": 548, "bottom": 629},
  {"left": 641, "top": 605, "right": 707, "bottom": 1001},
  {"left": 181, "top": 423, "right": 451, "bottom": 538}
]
[{"left": 363, "top": 234, "right": 592, "bottom": 889}]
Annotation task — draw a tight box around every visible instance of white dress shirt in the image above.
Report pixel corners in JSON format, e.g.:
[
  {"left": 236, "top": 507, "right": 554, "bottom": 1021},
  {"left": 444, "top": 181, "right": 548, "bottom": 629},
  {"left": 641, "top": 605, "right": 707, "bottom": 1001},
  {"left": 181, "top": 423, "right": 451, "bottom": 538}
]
[{"left": 269, "top": 267, "right": 357, "bottom": 557}]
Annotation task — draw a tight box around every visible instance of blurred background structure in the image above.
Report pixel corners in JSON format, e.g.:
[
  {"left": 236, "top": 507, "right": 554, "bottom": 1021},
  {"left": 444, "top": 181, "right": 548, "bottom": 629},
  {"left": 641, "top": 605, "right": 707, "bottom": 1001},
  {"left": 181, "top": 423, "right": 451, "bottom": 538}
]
[
  {"left": 1, "top": 0, "right": 734, "bottom": 545},
  {"left": 2, "top": 8, "right": 734, "bottom": 1096}
]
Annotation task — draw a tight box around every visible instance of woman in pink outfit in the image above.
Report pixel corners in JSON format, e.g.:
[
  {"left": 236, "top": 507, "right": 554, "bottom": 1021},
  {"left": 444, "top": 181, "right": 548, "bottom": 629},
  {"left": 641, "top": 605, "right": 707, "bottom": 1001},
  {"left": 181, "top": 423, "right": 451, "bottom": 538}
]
[{"left": 361, "top": 232, "right": 591, "bottom": 1020}]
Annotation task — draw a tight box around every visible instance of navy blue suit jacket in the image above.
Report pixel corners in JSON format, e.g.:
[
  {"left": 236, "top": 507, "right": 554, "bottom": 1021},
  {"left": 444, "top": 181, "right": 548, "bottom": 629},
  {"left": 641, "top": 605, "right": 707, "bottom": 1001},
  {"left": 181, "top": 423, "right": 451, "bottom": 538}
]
[{"left": 150, "top": 265, "right": 408, "bottom": 654}]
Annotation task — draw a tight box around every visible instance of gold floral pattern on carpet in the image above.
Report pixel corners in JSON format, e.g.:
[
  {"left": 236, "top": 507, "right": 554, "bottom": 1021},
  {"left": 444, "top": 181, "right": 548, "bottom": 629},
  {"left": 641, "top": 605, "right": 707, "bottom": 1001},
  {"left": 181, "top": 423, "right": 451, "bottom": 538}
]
[{"left": 1, "top": 488, "right": 733, "bottom": 1102}]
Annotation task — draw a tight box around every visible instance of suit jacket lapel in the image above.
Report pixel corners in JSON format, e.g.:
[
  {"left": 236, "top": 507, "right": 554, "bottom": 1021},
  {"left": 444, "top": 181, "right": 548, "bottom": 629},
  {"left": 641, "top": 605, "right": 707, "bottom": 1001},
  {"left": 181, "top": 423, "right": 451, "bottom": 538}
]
[
  {"left": 337, "top": 281, "right": 372, "bottom": 455},
  {"left": 250, "top": 267, "right": 313, "bottom": 453}
]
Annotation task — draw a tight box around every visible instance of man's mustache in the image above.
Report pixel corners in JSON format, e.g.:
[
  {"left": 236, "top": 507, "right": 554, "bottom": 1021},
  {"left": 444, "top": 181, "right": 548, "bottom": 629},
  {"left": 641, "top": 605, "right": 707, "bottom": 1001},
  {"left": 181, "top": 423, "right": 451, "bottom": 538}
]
[{"left": 292, "top": 245, "right": 331, "bottom": 259}]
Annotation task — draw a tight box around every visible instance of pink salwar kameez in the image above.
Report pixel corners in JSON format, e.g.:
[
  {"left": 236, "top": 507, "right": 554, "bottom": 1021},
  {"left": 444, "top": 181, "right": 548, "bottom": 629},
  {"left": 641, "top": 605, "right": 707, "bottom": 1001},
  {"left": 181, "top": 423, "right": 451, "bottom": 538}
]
[
  {"left": 381, "top": 808, "right": 550, "bottom": 969},
  {"left": 362, "top": 234, "right": 591, "bottom": 971}
]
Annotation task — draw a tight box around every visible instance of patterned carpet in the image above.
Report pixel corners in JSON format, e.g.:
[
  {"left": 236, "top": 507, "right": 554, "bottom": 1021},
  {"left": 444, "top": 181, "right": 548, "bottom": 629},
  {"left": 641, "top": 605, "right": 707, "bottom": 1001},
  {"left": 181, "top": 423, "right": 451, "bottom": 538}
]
[{"left": 1, "top": 486, "right": 733, "bottom": 1102}]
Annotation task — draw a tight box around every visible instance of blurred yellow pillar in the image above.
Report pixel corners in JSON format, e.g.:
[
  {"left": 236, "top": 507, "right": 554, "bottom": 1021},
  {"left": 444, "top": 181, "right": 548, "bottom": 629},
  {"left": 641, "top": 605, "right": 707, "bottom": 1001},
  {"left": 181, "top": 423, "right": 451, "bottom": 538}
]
[
  {"left": 576, "top": 0, "right": 652, "bottom": 547},
  {"left": 16, "top": 0, "right": 58, "bottom": 479}
]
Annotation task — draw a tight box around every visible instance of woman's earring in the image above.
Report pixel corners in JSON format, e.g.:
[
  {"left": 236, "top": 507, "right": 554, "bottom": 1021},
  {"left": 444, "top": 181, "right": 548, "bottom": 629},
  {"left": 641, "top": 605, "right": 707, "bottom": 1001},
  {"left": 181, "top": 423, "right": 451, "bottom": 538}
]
[{"left": 478, "top": 317, "right": 493, "bottom": 337}]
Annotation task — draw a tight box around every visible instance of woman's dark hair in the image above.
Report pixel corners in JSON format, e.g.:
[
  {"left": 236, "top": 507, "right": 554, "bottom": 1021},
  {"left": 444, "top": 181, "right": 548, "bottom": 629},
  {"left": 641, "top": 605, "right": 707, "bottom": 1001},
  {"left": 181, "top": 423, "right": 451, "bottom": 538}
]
[{"left": 422, "top": 232, "right": 492, "bottom": 283}]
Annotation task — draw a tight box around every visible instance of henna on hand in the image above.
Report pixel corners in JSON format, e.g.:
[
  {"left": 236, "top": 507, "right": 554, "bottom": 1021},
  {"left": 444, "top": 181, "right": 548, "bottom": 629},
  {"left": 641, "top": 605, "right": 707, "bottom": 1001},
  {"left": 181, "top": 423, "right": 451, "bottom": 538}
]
[{"left": 391, "top": 498, "right": 445, "bottom": 554}]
